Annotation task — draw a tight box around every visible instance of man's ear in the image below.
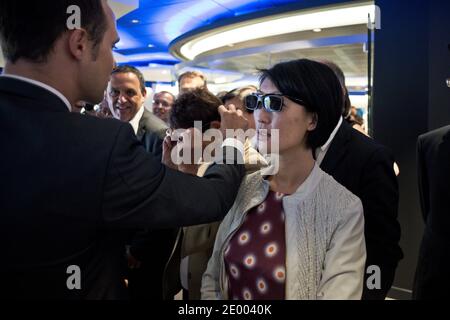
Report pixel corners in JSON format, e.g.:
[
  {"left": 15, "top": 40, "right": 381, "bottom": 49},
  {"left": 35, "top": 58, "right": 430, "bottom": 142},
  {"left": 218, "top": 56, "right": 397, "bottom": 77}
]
[
  {"left": 308, "top": 113, "right": 318, "bottom": 131},
  {"left": 140, "top": 88, "right": 147, "bottom": 105},
  {"left": 68, "top": 29, "right": 89, "bottom": 61},
  {"left": 210, "top": 120, "right": 221, "bottom": 129}
]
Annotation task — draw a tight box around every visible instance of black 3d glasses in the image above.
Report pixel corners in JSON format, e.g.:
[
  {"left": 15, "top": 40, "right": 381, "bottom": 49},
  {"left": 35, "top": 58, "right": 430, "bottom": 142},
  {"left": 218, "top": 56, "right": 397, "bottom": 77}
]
[{"left": 245, "top": 93, "right": 306, "bottom": 112}]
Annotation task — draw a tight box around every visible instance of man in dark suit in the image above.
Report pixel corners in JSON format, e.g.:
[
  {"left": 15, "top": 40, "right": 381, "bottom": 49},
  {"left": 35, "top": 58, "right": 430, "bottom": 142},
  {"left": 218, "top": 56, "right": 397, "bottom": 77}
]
[
  {"left": 413, "top": 125, "right": 450, "bottom": 299},
  {"left": 318, "top": 61, "right": 403, "bottom": 300},
  {"left": 108, "top": 65, "right": 178, "bottom": 299},
  {"left": 109, "top": 65, "right": 168, "bottom": 161},
  {"left": 318, "top": 121, "right": 403, "bottom": 300},
  {"left": 0, "top": 0, "right": 246, "bottom": 299}
]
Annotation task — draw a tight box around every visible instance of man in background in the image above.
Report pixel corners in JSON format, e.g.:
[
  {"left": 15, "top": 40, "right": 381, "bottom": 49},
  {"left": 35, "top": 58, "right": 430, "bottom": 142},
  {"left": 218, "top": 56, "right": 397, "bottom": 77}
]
[
  {"left": 318, "top": 60, "right": 403, "bottom": 300},
  {"left": 413, "top": 124, "right": 450, "bottom": 299},
  {"left": 152, "top": 91, "right": 175, "bottom": 124},
  {"left": 109, "top": 65, "right": 167, "bottom": 158},
  {"left": 178, "top": 71, "right": 207, "bottom": 94},
  {"left": 109, "top": 65, "right": 178, "bottom": 300}
]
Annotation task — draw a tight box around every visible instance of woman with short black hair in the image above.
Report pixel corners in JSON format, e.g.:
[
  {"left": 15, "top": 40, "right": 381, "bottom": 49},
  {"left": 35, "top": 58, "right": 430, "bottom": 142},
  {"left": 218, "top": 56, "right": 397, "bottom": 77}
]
[{"left": 202, "top": 59, "right": 366, "bottom": 300}]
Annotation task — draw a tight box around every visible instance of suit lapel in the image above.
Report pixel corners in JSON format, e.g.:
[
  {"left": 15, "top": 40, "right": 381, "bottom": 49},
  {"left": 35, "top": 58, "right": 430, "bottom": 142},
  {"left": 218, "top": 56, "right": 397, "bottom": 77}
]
[
  {"left": 320, "top": 121, "right": 352, "bottom": 173},
  {"left": 136, "top": 109, "right": 148, "bottom": 141},
  {"left": 442, "top": 125, "right": 450, "bottom": 143}
]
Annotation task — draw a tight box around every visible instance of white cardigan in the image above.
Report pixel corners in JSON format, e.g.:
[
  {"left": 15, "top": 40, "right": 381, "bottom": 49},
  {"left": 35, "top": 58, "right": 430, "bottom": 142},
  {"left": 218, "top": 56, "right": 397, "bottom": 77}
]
[{"left": 201, "top": 164, "right": 366, "bottom": 300}]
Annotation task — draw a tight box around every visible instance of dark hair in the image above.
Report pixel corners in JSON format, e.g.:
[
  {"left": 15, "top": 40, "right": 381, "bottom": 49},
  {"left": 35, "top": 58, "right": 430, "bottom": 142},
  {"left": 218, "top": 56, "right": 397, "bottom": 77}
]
[
  {"left": 216, "top": 90, "right": 229, "bottom": 101},
  {"left": 0, "top": 1, "right": 108, "bottom": 63},
  {"left": 111, "top": 65, "right": 147, "bottom": 95},
  {"left": 320, "top": 60, "right": 351, "bottom": 117},
  {"left": 155, "top": 91, "right": 175, "bottom": 101},
  {"left": 170, "top": 88, "right": 221, "bottom": 131},
  {"left": 222, "top": 85, "right": 258, "bottom": 113},
  {"left": 260, "top": 59, "right": 343, "bottom": 149},
  {"left": 178, "top": 71, "right": 207, "bottom": 88}
]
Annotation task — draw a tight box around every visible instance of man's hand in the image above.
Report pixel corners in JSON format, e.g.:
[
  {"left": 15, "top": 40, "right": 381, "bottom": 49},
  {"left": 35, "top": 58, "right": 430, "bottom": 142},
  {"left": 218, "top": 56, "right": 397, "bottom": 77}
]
[
  {"left": 219, "top": 104, "right": 249, "bottom": 135},
  {"left": 162, "top": 135, "right": 178, "bottom": 170}
]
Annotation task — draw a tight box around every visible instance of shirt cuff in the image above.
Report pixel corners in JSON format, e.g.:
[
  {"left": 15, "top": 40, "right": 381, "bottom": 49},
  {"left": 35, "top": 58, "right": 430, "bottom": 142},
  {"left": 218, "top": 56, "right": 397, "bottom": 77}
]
[{"left": 221, "top": 138, "right": 245, "bottom": 156}]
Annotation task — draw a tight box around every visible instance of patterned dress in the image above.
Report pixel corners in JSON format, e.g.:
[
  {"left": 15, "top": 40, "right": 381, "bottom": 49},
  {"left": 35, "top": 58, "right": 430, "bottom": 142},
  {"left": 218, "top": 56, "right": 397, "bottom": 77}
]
[{"left": 224, "top": 190, "right": 287, "bottom": 300}]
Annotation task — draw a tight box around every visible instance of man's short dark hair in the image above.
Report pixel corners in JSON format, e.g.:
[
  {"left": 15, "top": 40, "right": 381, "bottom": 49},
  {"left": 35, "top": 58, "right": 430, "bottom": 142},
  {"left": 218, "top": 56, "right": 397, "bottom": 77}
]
[
  {"left": 320, "top": 60, "right": 351, "bottom": 117},
  {"left": 0, "top": 1, "right": 108, "bottom": 63},
  {"left": 170, "top": 88, "right": 221, "bottom": 131},
  {"left": 155, "top": 91, "right": 175, "bottom": 101},
  {"left": 111, "top": 65, "right": 146, "bottom": 95},
  {"left": 260, "top": 59, "right": 343, "bottom": 150},
  {"left": 178, "top": 71, "right": 207, "bottom": 88}
]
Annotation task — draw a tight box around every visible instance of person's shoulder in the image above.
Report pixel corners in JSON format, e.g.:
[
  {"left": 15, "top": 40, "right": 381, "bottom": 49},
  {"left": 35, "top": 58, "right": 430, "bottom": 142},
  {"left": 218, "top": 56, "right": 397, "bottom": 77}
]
[
  {"left": 419, "top": 125, "right": 450, "bottom": 145},
  {"left": 342, "top": 124, "right": 394, "bottom": 163},
  {"left": 141, "top": 108, "right": 168, "bottom": 137},
  {"left": 227, "top": 171, "right": 264, "bottom": 212},
  {"left": 345, "top": 124, "right": 384, "bottom": 152},
  {"left": 241, "top": 170, "right": 264, "bottom": 191},
  {"left": 317, "top": 168, "right": 362, "bottom": 214},
  {"left": 66, "top": 113, "right": 133, "bottom": 146},
  {"left": 66, "top": 112, "right": 124, "bottom": 134}
]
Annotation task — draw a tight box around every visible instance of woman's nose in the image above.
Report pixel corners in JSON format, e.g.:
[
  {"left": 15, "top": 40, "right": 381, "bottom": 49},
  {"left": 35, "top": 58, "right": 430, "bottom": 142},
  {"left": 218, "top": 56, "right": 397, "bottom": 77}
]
[{"left": 255, "top": 108, "right": 272, "bottom": 124}]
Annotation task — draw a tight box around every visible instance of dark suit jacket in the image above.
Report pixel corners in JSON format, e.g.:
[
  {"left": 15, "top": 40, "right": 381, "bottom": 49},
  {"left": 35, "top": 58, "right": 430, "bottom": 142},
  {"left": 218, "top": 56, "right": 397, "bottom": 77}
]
[
  {"left": 320, "top": 121, "right": 402, "bottom": 300},
  {"left": 127, "top": 109, "right": 179, "bottom": 300},
  {"left": 0, "top": 77, "right": 244, "bottom": 300},
  {"left": 136, "top": 109, "right": 167, "bottom": 161},
  {"left": 413, "top": 126, "right": 450, "bottom": 299}
]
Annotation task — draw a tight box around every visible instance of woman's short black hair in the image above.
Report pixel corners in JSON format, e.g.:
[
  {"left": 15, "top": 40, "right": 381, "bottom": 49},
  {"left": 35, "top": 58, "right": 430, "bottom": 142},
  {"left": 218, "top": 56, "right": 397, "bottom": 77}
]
[
  {"left": 170, "top": 88, "right": 221, "bottom": 131},
  {"left": 0, "top": 0, "right": 107, "bottom": 63},
  {"left": 259, "top": 59, "right": 343, "bottom": 149}
]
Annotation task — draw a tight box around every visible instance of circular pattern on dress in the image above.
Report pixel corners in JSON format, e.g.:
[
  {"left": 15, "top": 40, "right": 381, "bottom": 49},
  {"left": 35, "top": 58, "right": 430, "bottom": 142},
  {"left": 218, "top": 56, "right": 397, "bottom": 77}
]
[
  {"left": 275, "top": 192, "right": 285, "bottom": 200},
  {"left": 243, "top": 254, "right": 256, "bottom": 269},
  {"left": 257, "top": 203, "right": 266, "bottom": 213},
  {"left": 260, "top": 222, "right": 271, "bottom": 235},
  {"left": 242, "top": 288, "right": 252, "bottom": 300},
  {"left": 265, "top": 242, "right": 278, "bottom": 257},
  {"left": 273, "top": 266, "right": 286, "bottom": 283},
  {"left": 229, "top": 264, "right": 240, "bottom": 279},
  {"left": 224, "top": 244, "right": 231, "bottom": 256},
  {"left": 238, "top": 231, "right": 250, "bottom": 245},
  {"left": 256, "top": 278, "right": 268, "bottom": 294}
]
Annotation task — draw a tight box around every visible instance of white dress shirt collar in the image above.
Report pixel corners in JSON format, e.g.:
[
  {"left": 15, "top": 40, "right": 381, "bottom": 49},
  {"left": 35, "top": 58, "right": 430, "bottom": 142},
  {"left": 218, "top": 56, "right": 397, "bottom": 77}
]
[
  {"left": 321, "top": 116, "right": 343, "bottom": 152},
  {"left": 1, "top": 74, "right": 72, "bottom": 111},
  {"left": 315, "top": 116, "right": 343, "bottom": 165},
  {"left": 129, "top": 106, "right": 145, "bottom": 135}
]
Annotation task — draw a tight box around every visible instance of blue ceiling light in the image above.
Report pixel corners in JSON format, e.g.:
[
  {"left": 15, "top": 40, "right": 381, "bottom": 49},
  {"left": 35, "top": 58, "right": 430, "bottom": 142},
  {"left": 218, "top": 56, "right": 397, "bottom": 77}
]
[
  {"left": 114, "top": 0, "right": 354, "bottom": 64},
  {"left": 115, "top": 25, "right": 142, "bottom": 50},
  {"left": 162, "top": 0, "right": 229, "bottom": 42}
]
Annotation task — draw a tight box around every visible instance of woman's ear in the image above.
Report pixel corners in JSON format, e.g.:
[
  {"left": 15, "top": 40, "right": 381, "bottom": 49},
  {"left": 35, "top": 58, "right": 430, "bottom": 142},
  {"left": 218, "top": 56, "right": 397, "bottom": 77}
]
[
  {"left": 308, "top": 113, "right": 318, "bottom": 131},
  {"left": 210, "top": 120, "right": 221, "bottom": 129}
]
